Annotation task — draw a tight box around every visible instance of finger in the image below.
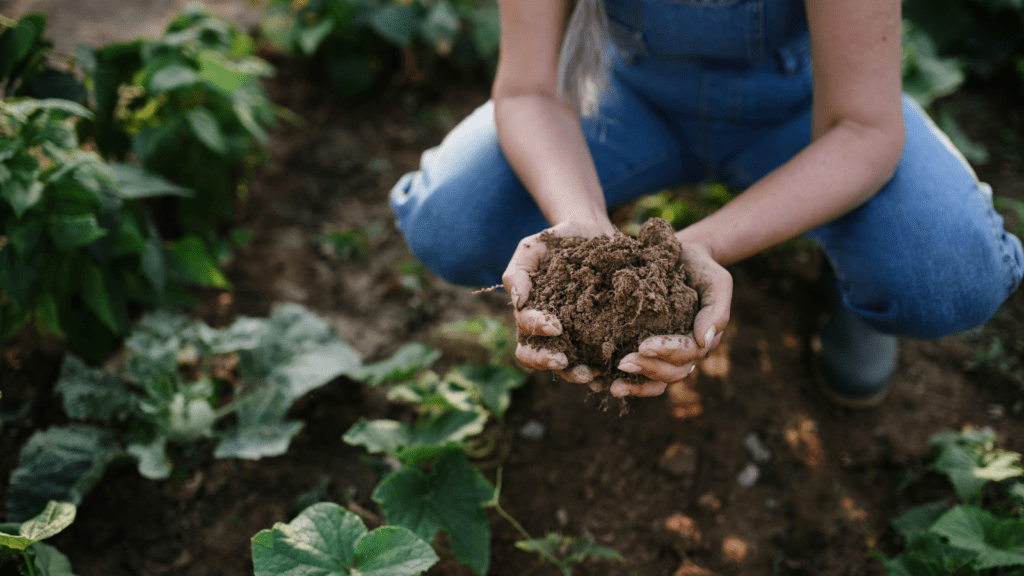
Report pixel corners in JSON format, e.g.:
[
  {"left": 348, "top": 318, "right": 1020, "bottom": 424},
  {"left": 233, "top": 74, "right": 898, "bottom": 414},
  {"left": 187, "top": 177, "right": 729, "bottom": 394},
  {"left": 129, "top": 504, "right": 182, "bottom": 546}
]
[
  {"left": 637, "top": 334, "right": 702, "bottom": 364},
  {"left": 556, "top": 364, "right": 594, "bottom": 384},
  {"left": 609, "top": 379, "right": 668, "bottom": 398},
  {"left": 501, "top": 233, "right": 549, "bottom": 309},
  {"left": 693, "top": 266, "right": 733, "bottom": 350},
  {"left": 618, "top": 354, "right": 695, "bottom": 383},
  {"left": 514, "top": 308, "right": 562, "bottom": 336},
  {"left": 515, "top": 342, "right": 568, "bottom": 371}
]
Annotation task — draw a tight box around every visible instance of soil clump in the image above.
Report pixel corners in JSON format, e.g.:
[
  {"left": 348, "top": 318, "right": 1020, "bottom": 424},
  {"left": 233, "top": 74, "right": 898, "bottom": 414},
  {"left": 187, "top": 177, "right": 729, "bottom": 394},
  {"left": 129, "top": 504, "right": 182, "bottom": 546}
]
[{"left": 520, "top": 218, "right": 699, "bottom": 382}]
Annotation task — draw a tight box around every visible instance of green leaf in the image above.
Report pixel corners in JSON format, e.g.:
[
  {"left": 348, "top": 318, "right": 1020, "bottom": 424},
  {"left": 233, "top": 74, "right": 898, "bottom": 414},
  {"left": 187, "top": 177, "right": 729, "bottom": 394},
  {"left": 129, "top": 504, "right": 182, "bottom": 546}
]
[
  {"left": 2, "top": 178, "right": 44, "bottom": 218},
  {"left": 251, "top": 502, "right": 439, "bottom": 576},
  {"left": 0, "top": 531, "right": 35, "bottom": 551},
  {"left": 343, "top": 410, "right": 486, "bottom": 464},
  {"left": 452, "top": 364, "right": 525, "bottom": 417},
  {"left": 931, "top": 427, "right": 1023, "bottom": 501},
  {"left": 107, "top": 163, "right": 193, "bottom": 198},
  {"left": 0, "top": 21, "right": 38, "bottom": 79},
  {"left": 2, "top": 99, "right": 92, "bottom": 120},
  {"left": 516, "top": 532, "right": 622, "bottom": 572},
  {"left": 79, "top": 261, "right": 121, "bottom": 334},
  {"left": 297, "top": 18, "right": 334, "bottom": 55},
  {"left": 273, "top": 340, "right": 362, "bottom": 398},
  {"left": 169, "top": 235, "right": 232, "bottom": 289},
  {"left": 29, "top": 542, "right": 79, "bottom": 576},
  {"left": 147, "top": 62, "right": 200, "bottom": 94},
  {"left": 48, "top": 214, "right": 107, "bottom": 252},
  {"left": 6, "top": 425, "right": 120, "bottom": 522},
  {"left": 214, "top": 421, "right": 304, "bottom": 460},
  {"left": 54, "top": 355, "right": 136, "bottom": 422},
  {"left": 929, "top": 505, "right": 1024, "bottom": 570},
  {"left": 936, "top": 108, "right": 989, "bottom": 166},
  {"left": 18, "top": 501, "right": 76, "bottom": 543},
  {"left": 368, "top": 3, "right": 419, "bottom": 47},
  {"left": 373, "top": 451, "right": 493, "bottom": 576},
  {"left": 355, "top": 343, "right": 441, "bottom": 386},
  {"left": 421, "top": 1, "right": 460, "bottom": 53},
  {"left": 185, "top": 107, "right": 228, "bottom": 155},
  {"left": 892, "top": 501, "right": 950, "bottom": 548},
  {"left": 126, "top": 438, "right": 173, "bottom": 479}
]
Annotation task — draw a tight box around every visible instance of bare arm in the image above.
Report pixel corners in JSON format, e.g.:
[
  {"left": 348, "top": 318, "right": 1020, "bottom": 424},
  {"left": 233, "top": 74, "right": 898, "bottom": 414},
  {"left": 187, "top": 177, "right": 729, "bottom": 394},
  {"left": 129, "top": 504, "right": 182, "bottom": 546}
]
[
  {"left": 492, "top": 0, "right": 616, "bottom": 236},
  {"left": 675, "top": 0, "right": 905, "bottom": 265}
]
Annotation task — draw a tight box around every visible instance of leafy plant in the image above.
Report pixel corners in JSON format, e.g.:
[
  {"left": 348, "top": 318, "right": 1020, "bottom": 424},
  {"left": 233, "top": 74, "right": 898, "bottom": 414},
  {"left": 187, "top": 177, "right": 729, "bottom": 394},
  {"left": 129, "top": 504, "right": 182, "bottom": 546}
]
[
  {"left": 0, "top": 13, "right": 85, "bottom": 102},
  {"left": 251, "top": 501, "right": 440, "bottom": 575},
  {"left": 0, "top": 501, "right": 78, "bottom": 576},
  {"left": 0, "top": 98, "right": 215, "bottom": 361},
  {"left": 516, "top": 532, "right": 623, "bottom": 576},
  {"left": 343, "top": 324, "right": 622, "bottom": 574},
  {"left": 877, "top": 427, "right": 1024, "bottom": 575},
  {"left": 5, "top": 304, "right": 361, "bottom": 521},
  {"left": 320, "top": 222, "right": 383, "bottom": 261},
  {"left": 77, "top": 6, "right": 278, "bottom": 252},
  {"left": 259, "top": 0, "right": 500, "bottom": 96}
]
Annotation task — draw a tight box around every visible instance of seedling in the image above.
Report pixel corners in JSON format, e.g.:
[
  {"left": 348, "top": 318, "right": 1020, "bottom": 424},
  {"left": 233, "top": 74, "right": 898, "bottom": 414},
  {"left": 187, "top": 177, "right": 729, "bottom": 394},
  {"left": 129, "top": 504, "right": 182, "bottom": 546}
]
[{"left": 0, "top": 501, "right": 77, "bottom": 576}]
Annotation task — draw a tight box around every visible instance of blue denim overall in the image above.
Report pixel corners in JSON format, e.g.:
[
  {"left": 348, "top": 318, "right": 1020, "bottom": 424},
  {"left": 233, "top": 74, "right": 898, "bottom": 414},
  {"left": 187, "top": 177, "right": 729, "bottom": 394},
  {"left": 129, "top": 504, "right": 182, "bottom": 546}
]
[{"left": 389, "top": 0, "right": 1024, "bottom": 339}]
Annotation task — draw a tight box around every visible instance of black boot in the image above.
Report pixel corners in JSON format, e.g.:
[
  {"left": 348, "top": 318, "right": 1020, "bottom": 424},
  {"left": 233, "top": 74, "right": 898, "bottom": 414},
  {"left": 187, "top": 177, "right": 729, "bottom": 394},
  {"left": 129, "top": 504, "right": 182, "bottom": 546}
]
[{"left": 813, "top": 270, "right": 898, "bottom": 408}]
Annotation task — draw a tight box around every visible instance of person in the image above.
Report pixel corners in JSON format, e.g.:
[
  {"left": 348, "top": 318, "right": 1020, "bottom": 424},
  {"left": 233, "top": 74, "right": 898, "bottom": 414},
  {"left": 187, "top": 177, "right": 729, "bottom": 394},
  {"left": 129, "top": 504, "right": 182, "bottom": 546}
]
[{"left": 389, "top": 0, "right": 1024, "bottom": 407}]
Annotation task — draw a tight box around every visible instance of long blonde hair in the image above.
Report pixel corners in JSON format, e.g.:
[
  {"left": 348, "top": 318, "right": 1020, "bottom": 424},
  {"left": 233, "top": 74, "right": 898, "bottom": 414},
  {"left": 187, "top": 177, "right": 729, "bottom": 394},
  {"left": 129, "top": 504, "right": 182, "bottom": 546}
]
[{"left": 557, "top": 0, "right": 611, "bottom": 115}]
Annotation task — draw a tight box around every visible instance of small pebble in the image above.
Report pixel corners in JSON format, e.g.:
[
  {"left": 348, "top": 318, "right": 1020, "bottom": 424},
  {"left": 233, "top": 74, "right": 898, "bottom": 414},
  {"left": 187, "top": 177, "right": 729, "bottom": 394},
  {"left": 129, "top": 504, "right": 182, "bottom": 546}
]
[
  {"left": 741, "top": 432, "right": 772, "bottom": 463},
  {"left": 736, "top": 463, "right": 760, "bottom": 488},
  {"left": 519, "top": 420, "right": 546, "bottom": 441}
]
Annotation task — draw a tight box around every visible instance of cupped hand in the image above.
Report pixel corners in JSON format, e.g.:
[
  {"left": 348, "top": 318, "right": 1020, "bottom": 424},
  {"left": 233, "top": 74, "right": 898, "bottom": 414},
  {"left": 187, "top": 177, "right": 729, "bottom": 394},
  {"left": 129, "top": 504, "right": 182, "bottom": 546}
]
[
  {"left": 502, "top": 221, "right": 612, "bottom": 385},
  {"left": 608, "top": 240, "right": 732, "bottom": 397}
]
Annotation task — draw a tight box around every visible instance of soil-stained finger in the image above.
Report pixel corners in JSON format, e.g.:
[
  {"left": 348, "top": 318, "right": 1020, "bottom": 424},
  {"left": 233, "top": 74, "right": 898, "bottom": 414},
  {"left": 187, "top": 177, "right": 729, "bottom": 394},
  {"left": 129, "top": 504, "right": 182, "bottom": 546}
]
[
  {"left": 637, "top": 334, "right": 701, "bottom": 364},
  {"left": 556, "top": 364, "right": 594, "bottom": 384},
  {"left": 515, "top": 308, "right": 562, "bottom": 336},
  {"left": 609, "top": 379, "right": 668, "bottom": 398},
  {"left": 619, "top": 354, "right": 694, "bottom": 383},
  {"left": 516, "top": 342, "right": 568, "bottom": 371}
]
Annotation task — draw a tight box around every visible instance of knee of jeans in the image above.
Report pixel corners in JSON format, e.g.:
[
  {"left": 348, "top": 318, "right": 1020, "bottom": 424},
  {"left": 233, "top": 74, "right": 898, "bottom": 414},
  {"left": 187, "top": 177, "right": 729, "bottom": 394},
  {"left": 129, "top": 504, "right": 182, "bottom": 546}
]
[
  {"left": 857, "top": 264, "right": 1016, "bottom": 341},
  {"left": 390, "top": 172, "right": 500, "bottom": 287}
]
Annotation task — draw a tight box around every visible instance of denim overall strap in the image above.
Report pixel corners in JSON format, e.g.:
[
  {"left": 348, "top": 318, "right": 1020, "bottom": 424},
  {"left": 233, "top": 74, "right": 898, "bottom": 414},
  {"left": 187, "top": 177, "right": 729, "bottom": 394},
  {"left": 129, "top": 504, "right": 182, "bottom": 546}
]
[{"left": 607, "top": 0, "right": 646, "bottom": 63}]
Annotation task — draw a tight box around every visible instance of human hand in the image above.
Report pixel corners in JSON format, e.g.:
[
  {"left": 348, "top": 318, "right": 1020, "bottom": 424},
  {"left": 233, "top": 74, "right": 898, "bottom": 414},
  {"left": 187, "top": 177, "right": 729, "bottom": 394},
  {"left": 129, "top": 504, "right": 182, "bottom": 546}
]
[
  {"left": 502, "top": 221, "right": 612, "bottom": 387},
  {"left": 608, "top": 239, "right": 733, "bottom": 398}
]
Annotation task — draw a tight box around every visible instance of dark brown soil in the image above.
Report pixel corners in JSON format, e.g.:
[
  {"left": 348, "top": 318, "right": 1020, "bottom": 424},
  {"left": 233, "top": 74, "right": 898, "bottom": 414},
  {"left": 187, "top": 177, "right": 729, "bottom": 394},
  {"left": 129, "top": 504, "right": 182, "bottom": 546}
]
[{"left": 520, "top": 218, "right": 699, "bottom": 381}]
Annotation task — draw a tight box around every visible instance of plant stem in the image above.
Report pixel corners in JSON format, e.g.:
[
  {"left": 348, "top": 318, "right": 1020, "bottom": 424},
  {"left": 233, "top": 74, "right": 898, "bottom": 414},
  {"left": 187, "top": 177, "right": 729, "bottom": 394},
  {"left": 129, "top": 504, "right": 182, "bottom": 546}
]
[
  {"left": 488, "top": 468, "right": 533, "bottom": 542},
  {"left": 21, "top": 550, "right": 36, "bottom": 576}
]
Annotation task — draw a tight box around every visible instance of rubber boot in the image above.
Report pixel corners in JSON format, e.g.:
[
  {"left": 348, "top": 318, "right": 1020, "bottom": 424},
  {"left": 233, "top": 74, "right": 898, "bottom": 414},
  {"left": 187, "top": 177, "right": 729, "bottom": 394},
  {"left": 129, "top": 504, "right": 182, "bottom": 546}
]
[{"left": 813, "top": 271, "right": 899, "bottom": 408}]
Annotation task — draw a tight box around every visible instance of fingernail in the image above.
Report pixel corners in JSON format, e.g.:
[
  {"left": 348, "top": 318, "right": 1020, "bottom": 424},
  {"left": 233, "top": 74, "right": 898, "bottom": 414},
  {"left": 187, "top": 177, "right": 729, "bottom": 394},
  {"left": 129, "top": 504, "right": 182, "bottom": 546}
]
[
  {"left": 688, "top": 363, "right": 696, "bottom": 375},
  {"left": 510, "top": 286, "right": 522, "bottom": 309},
  {"left": 541, "top": 323, "right": 559, "bottom": 336},
  {"left": 547, "top": 358, "right": 567, "bottom": 370},
  {"left": 703, "top": 327, "right": 716, "bottom": 348},
  {"left": 618, "top": 361, "right": 641, "bottom": 373}
]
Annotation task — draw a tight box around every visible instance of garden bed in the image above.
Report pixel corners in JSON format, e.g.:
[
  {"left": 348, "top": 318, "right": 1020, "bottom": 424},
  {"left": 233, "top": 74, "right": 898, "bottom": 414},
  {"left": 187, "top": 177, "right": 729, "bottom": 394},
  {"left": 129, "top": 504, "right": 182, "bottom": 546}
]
[{"left": 2, "top": 6, "right": 1024, "bottom": 575}]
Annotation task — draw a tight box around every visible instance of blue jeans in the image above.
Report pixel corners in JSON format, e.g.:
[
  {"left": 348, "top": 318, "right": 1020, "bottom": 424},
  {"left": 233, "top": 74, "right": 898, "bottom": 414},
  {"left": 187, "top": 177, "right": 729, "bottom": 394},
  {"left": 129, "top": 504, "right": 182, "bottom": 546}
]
[{"left": 389, "top": 0, "right": 1024, "bottom": 339}]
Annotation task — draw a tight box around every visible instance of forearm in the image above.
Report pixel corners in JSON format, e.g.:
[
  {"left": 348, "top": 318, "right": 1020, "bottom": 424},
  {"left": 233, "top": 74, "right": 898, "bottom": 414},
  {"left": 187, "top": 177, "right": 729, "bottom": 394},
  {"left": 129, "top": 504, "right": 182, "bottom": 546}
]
[
  {"left": 676, "top": 117, "right": 904, "bottom": 266},
  {"left": 493, "top": 93, "right": 616, "bottom": 234}
]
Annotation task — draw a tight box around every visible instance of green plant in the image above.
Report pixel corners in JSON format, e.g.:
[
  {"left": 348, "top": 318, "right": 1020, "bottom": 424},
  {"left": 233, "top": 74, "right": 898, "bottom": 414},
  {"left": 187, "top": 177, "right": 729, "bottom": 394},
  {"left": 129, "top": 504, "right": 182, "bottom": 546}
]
[
  {"left": 0, "top": 501, "right": 78, "bottom": 576},
  {"left": 320, "top": 222, "right": 383, "bottom": 261},
  {"left": 0, "top": 98, "right": 219, "bottom": 361},
  {"left": 5, "top": 304, "right": 361, "bottom": 521},
  {"left": 343, "top": 324, "right": 621, "bottom": 574},
  {"left": 77, "top": 6, "right": 278, "bottom": 252},
  {"left": 0, "top": 13, "right": 85, "bottom": 102},
  {"left": 876, "top": 427, "right": 1024, "bottom": 575},
  {"left": 251, "top": 501, "right": 440, "bottom": 575},
  {"left": 259, "top": 0, "right": 500, "bottom": 96},
  {"left": 516, "top": 532, "right": 623, "bottom": 576}
]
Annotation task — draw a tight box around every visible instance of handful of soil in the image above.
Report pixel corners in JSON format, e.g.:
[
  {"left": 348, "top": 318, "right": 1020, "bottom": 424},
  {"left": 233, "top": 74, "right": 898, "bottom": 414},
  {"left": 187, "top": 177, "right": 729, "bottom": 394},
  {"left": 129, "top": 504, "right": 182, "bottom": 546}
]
[{"left": 519, "top": 218, "right": 700, "bottom": 383}]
